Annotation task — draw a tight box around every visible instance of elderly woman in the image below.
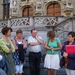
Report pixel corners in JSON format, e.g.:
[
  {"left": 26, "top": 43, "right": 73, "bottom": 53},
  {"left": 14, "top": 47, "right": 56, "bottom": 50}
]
[
  {"left": 44, "top": 31, "right": 62, "bottom": 75},
  {"left": 0, "top": 27, "right": 15, "bottom": 75},
  {"left": 61, "top": 31, "right": 75, "bottom": 75}
]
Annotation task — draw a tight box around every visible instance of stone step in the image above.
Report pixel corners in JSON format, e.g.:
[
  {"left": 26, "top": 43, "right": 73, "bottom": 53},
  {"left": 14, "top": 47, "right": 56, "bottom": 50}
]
[
  {"left": 23, "top": 68, "right": 66, "bottom": 75},
  {"left": 23, "top": 62, "right": 66, "bottom": 75}
]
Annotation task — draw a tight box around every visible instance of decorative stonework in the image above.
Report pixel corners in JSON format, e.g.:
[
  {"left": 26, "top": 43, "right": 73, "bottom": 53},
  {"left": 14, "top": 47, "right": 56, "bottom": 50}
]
[
  {"left": 35, "top": 0, "right": 43, "bottom": 16},
  {"left": 34, "top": 17, "right": 58, "bottom": 26},
  {"left": 55, "top": 19, "right": 72, "bottom": 43},
  {"left": 10, "top": 17, "right": 30, "bottom": 27},
  {"left": 0, "top": 20, "right": 8, "bottom": 28},
  {"left": 10, "top": 0, "right": 18, "bottom": 17},
  {"left": 62, "top": 0, "right": 73, "bottom": 16}
]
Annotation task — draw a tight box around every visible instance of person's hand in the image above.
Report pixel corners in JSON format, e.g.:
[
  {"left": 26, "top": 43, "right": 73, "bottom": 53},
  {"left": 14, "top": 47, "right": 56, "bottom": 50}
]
[
  {"left": 23, "top": 45, "right": 27, "bottom": 49},
  {"left": 50, "top": 47, "right": 54, "bottom": 54},
  {"left": 9, "top": 48, "right": 12, "bottom": 53},
  {"left": 63, "top": 52, "right": 68, "bottom": 58},
  {"left": 15, "top": 46, "right": 18, "bottom": 50}
]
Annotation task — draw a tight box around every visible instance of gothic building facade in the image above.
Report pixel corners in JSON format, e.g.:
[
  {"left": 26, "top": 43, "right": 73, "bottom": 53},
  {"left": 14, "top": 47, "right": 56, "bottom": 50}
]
[{"left": 0, "top": 0, "right": 75, "bottom": 20}]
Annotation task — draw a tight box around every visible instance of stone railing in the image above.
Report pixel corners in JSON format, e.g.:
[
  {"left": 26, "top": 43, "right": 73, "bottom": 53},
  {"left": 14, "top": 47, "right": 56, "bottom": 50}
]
[
  {"left": 0, "top": 16, "right": 66, "bottom": 28},
  {"left": 54, "top": 18, "right": 74, "bottom": 43}
]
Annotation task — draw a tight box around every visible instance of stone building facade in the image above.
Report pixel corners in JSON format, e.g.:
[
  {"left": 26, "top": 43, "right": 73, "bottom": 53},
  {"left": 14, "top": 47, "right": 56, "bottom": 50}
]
[{"left": 0, "top": 0, "right": 75, "bottom": 20}]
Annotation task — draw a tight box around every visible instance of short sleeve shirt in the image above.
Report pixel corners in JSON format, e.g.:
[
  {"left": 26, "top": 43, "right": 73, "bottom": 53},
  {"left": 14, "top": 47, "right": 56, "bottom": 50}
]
[
  {"left": 46, "top": 38, "right": 60, "bottom": 54},
  {"left": 28, "top": 36, "right": 43, "bottom": 53}
]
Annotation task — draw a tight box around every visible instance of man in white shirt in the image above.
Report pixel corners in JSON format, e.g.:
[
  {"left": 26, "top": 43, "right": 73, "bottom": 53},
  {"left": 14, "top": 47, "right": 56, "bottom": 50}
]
[{"left": 28, "top": 29, "right": 44, "bottom": 75}]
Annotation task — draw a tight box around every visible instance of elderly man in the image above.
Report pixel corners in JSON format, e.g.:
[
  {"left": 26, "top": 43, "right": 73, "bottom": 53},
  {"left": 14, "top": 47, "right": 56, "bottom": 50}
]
[{"left": 28, "top": 29, "right": 44, "bottom": 75}]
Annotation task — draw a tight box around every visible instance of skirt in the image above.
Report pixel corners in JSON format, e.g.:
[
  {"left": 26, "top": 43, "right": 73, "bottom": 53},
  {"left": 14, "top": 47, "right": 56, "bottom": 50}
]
[{"left": 44, "top": 54, "right": 60, "bottom": 70}]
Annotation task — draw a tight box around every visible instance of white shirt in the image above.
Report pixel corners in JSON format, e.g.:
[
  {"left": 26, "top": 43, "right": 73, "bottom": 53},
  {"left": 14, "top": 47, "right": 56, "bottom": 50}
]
[{"left": 28, "top": 36, "right": 43, "bottom": 53}]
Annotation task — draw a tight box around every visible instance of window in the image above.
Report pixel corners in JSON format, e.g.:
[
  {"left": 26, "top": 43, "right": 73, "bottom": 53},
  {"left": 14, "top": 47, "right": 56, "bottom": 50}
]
[
  {"left": 47, "top": 3, "right": 61, "bottom": 16},
  {"left": 22, "top": 6, "right": 33, "bottom": 16},
  {"left": 3, "top": 0, "right": 10, "bottom": 19}
]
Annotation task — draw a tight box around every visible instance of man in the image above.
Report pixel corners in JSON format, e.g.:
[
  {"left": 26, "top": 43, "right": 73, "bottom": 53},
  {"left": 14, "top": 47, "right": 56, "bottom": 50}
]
[{"left": 28, "top": 29, "right": 44, "bottom": 75}]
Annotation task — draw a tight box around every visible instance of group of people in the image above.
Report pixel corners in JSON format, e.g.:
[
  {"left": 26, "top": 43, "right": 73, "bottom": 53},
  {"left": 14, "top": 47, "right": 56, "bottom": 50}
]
[{"left": 0, "top": 27, "right": 75, "bottom": 75}]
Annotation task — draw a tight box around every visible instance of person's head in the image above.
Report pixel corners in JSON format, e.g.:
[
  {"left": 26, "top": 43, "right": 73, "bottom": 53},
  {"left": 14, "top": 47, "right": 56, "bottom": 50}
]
[
  {"left": 1, "top": 26, "right": 12, "bottom": 37},
  {"left": 68, "top": 31, "right": 75, "bottom": 42},
  {"left": 47, "top": 31, "right": 52, "bottom": 37},
  {"left": 48, "top": 31, "right": 56, "bottom": 39},
  {"left": 16, "top": 28, "right": 22, "bottom": 39},
  {"left": 31, "top": 29, "right": 38, "bottom": 37}
]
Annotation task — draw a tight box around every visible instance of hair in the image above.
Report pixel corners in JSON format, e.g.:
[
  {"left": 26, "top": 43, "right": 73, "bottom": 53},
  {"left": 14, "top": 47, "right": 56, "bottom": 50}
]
[
  {"left": 68, "top": 31, "right": 75, "bottom": 37},
  {"left": 16, "top": 28, "right": 22, "bottom": 34},
  {"left": 31, "top": 29, "right": 37, "bottom": 33},
  {"left": 1, "top": 26, "right": 12, "bottom": 35},
  {"left": 47, "top": 31, "right": 56, "bottom": 39},
  {"left": 47, "top": 31, "right": 52, "bottom": 37}
]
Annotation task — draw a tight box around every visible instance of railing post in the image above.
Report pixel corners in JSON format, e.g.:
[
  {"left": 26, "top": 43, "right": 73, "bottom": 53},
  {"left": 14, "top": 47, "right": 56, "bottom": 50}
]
[
  {"left": 30, "top": 17, "right": 34, "bottom": 27},
  {"left": 8, "top": 19, "right": 11, "bottom": 27}
]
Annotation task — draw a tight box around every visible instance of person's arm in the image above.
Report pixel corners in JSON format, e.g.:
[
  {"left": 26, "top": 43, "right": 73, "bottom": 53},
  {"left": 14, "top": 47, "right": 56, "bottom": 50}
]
[
  {"left": 23, "top": 38, "right": 27, "bottom": 49},
  {"left": 36, "top": 36, "right": 44, "bottom": 44},
  {"left": 53, "top": 38, "right": 62, "bottom": 50},
  {"left": 53, "top": 43, "right": 62, "bottom": 50},
  {"left": 12, "top": 39, "right": 18, "bottom": 50},
  {"left": 9, "top": 39, "right": 15, "bottom": 53},
  {"left": 0, "top": 39, "right": 10, "bottom": 53},
  {"left": 28, "top": 36, "right": 40, "bottom": 46},
  {"left": 68, "top": 54, "right": 75, "bottom": 59},
  {"left": 61, "top": 43, "right": 66, "bottom": 56},
  {"left": 44, "top": 42, "right": 53, "bottom": 50},
  {"left": 29, "top": 42, "right": 40, "bottom": 46}
]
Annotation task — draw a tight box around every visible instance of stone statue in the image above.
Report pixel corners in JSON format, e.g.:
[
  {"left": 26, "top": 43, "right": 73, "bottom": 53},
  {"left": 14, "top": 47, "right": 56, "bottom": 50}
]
[{"left": 13, "top": 0, "right": 17, "bottom": 6}]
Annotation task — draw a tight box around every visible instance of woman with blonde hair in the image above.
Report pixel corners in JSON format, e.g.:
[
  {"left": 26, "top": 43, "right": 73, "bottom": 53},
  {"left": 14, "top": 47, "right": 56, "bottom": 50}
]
[{"left": 12, "top": 29, "right": 27, "bottom": 75}]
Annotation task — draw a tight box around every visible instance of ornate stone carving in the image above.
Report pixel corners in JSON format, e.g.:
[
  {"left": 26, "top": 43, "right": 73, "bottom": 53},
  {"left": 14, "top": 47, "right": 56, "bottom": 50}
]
[
  {"left": 10, "top": 0, "right": 18, "bottom": 17},
  {"left": 35, "top": 0, "right": 43, "bottom": 16},
  {"left": 34, "top": 17, "right": 58, "bottom": 26},
  {"left": 10, "top": 17, "right": 30, "bottom": 27},
  {"left": 0, "top": 21, "right": 8, "bottom": 28},
  {"left": 55, "top": 19, "right": 72, "bottom": 43},
  {"left": 62, "top": 0, "right": 73, "bottom": 16}
]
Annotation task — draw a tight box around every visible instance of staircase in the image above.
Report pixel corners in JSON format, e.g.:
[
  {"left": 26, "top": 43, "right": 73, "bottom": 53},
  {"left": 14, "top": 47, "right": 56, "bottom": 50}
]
[
  {"left": 0, "top": 16, "right": 75, "bottom": 75},
  {"left": 22, "top": 55, "right": 66, "bottom": 75}
]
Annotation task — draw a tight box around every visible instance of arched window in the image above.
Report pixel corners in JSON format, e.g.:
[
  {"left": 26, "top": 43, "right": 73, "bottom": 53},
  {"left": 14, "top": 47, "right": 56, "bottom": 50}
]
[
  {"left": 22, "top": 6, "right": 33, "bottom": 17},
  {"left": 3, "top": 0, "right": 10, "bottom": 19},
  {"left": 47, "top": 3, "right": 61, "bottom": 16}
]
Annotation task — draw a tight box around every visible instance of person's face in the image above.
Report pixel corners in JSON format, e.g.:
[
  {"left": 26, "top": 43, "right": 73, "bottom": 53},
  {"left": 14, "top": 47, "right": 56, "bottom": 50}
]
[
  {"left": 16, "top": 33, "right": 22, "bottom": 39},
  {"left": 32, "top": 30, "right": 38, "bottom": 37},
  {"left": 6, "top": 30, "right": 11, "bottom": 37},
  {"left": 68, "top": 35, "right": 75, "bottom": 42}
]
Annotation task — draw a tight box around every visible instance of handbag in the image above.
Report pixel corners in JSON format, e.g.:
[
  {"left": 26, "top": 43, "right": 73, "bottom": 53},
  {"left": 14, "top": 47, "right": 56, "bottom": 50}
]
[{"left": 60, "top": 56, "right": 65, "bottom": 68}]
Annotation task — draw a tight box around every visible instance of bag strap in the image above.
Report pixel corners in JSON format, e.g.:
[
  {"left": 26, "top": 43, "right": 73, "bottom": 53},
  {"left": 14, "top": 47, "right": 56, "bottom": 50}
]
[{"left": 47, "top": 38, "right": 50, "bottom": 47}]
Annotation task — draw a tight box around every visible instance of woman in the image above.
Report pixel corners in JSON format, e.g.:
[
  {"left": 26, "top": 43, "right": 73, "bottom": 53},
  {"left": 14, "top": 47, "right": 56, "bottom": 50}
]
[
  {"left": 0, "top": 27, "right": 15, "bottom": 75},
  {"left": 61, "top": 31, "right": 75, "bottom": 75},
  {"left": 44, "top": 31, "right": 62, "bottom": 75},
  {"left": 12, "top": 29, "right": 27, "bottom": 75}
]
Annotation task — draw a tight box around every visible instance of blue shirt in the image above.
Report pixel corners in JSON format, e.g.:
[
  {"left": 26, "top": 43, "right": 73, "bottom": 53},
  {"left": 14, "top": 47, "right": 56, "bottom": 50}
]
[{"left": 61, "top": 40, "right": 75, "bottom": 70}]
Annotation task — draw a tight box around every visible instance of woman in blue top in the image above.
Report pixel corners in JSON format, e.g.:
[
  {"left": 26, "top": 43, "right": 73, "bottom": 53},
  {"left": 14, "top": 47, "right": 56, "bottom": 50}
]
[
  {"left": 44, "top": 31, "right": 62, "bottom": 75},
  {"left": 12, "top": 29, "right": 27, "bottom": 75},
  {"left": 61, "top": 31, "right": 75, "bottom": 75}
]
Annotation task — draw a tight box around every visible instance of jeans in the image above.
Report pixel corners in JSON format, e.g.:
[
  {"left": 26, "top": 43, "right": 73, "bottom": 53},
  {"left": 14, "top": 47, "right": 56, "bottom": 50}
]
[
  {"left": 29, "top": 52, "right": 41, "bottom": 75},
  {"left": 15, "top": 64, "right": 23, "bottom": 74}
]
